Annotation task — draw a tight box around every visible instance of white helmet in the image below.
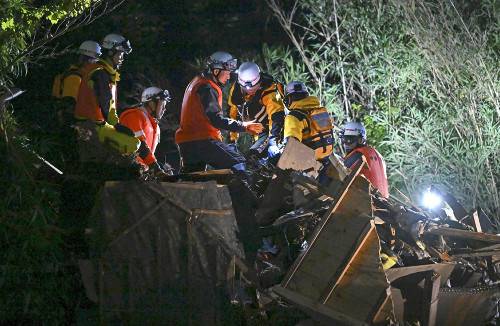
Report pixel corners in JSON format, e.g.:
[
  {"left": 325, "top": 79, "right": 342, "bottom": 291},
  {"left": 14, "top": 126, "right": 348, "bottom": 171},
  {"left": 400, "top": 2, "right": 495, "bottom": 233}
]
[
  {"left": 285, "top": 81, "right": 308, "bottom": 97},
  {"left": 78, "top": 41, "right": 101, "bottom": 59},
  {"left": 342, "top": 121, "right": 367, "bottom": 143},
  {"left": 206, "top": 51, "right": 237, "bottom": 72},
  {"left": 284, "top": 81, "right": 309, "bottom": 106},
  {"left": 238, "top": 62, "right": 261, "bottom": 90},
  {"left": 102, "top": 33, "right": 132, "bottom": 54},
  {"left": 141, "top": 87, "right": 171, "bottom": 103}
]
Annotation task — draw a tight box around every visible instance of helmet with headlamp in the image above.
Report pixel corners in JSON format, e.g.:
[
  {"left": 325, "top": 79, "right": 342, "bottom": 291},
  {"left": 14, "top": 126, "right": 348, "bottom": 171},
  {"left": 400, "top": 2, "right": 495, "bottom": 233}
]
[
  {"left": 102, "top": 33, "right": 132, "bottom": 54},
  {"left": 237, "top": 62, "right": 261, "bottom": 93}
]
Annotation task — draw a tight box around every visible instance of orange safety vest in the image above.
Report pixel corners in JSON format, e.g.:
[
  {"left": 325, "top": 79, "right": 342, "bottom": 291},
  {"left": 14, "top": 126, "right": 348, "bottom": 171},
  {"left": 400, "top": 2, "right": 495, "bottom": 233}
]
[
  {"left": 175, "top": 75, "right": 223, "bottom": 143},
  {"left": 345, "top": 146, "right": 389, "bottom": 197},
  {"left": 119, "top": 106, "right": 159, "bottom": 166},
  {"left": 74, "top": 61, "right": 118, "bottom": 121}
]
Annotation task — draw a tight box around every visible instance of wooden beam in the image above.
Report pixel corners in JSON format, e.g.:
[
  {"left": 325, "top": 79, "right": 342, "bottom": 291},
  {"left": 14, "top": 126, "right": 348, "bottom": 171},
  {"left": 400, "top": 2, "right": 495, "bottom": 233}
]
[
  {"left": 450, "top": 249, "right": 500, "bottom": 260},
  {"left": 426, "top": 227, "right": 500, "bottom": 243},
  {"left": 273, "top": 286, "right": 369, "bottom": 326}
]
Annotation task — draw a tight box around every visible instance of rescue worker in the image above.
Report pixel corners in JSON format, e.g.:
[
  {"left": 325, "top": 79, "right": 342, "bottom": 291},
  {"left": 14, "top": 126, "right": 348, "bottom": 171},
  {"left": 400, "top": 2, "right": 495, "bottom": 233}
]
[
  {"left": 119, "top": 87, "right": 171, "bottom": 174},
  {"left": 175, "top": 51, "right": 264, "bottom": 183},
  {"left": 282, "top": 81, "right": 334, "bottom": 162},
  {"left": 52, "top": 40, "right": 101, "bottom": 102},
  {"left": 228, "top": 62, "right": 285, "bottom": 162},
  {"left": 51, "top": 41, "right": 101, "bottom": 168},
  {"left": 74, "top": 33, "right": 141, "bottom": 156},
  {"left": 340, "top": 121, "right": 389, "bottom": 197}
]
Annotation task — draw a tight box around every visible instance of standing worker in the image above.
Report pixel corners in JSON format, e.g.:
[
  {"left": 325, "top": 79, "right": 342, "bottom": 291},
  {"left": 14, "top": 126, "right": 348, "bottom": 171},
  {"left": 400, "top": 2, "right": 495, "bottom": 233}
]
[
  {"left": 175, "top": 51, "right": 264, "bottom": 183},
  {"left": 119, "top": 87, "right": 171, "bottom": 174},
  {"left": 228, "top": 62, "right": 285, "bottom": 162},
  {"left": 74, "top": 33, "right": 141, "bottom": 156},
  {"left": 282, "top": 81, "right": 334, "bottom": 163},
  {"left": 340, "top": 121, "right": 389, "bottom": 197}
]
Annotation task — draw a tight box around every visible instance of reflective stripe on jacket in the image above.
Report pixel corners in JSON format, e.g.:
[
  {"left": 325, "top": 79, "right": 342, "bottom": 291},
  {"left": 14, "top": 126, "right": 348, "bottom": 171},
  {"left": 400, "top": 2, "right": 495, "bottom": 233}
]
[
  {"left": 175, "top": 75, "right": 223, "bottom": 143},
  {"left": 345, "top": 145, "right": 389, "bottom": 197},
  {"left": 119, "top": 106, "right": 160, "bottom": 166},
  {"left": 284, "top": 96, "right": 334, "bottom": 160},
  {"left": 74, "top": 59, "right": 119, "bottom": 122},
  {"left": 228, "top": 73, "right": 285, "bottom": 143}
]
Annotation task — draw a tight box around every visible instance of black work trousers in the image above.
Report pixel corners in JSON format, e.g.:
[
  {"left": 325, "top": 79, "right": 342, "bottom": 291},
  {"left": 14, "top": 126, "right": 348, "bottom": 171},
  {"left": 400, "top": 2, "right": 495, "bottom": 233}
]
[{"left": 177, "top": 138, "right": 251, "bottom": 183}]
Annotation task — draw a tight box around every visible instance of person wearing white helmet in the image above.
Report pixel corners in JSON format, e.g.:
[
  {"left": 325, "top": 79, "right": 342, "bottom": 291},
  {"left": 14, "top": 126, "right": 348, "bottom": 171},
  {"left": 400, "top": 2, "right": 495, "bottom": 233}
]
[
  {"left": 175, "top": 51, "right": 264, "bottom": 183},
  {"left": 228, "top": 62, "right": 285, "bottom": 163},
  {"left": 75, "top": 33, "right": 132, "bottom": 126},
  {"left": 73, "top": 33, "right": 141, "bottom": 157},
  {"left": 51, "top": 40, "right": 102, "bottom": 167},
  {"left": 52, "top": 40, "right": 101, "bottom": 101},
  {"left": 341, "top": 121, "right": 389, "bottom": 197},
  {"left": 119, "top": 87, "right": 171, "bottom": 174},
  {"left": 283, "top": 81, "right": 334, "bottom": 161}
]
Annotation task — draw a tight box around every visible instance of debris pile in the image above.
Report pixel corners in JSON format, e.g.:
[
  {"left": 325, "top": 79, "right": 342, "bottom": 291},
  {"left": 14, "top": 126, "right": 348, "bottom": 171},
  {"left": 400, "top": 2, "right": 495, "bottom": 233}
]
[{"left": 81, "top": 139, "right": 500, "bottom": 325}]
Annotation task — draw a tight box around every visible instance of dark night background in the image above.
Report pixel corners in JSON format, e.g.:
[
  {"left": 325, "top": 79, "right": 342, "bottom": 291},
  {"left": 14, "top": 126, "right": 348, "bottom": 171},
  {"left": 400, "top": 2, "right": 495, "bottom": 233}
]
[{"left": 13, "top": 0, "right": 289, "bottom": 171}]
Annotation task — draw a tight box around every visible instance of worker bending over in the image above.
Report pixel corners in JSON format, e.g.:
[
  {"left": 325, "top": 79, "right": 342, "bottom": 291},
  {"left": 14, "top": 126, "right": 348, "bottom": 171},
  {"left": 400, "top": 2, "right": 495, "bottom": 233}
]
[
  {"left": 282, "top": 81, "right": 335, "bottom": 164},
  {"left": 175, "top": 51, "right": 263, "bottom": 183},
  {"left": 228, "top": 62, "right": 285, "bottom": 162}
]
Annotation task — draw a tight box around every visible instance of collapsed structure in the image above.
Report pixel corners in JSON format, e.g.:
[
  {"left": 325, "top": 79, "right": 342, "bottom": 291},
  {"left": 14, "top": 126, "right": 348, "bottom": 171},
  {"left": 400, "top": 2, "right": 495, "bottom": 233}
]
[{"left": 78, "top": 138, "right": 500, "bottom": 325}]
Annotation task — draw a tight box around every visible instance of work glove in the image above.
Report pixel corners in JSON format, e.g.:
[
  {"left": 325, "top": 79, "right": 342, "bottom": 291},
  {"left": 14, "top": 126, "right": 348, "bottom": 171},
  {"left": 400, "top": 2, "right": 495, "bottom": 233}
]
[
  {"left": 150, "top": 161, "right": 168, "bottom": 176},
  {"left": 243, "top": 120, "right": 264, "bottom": 135},
  {"left": 114, "top": 123, "right": 135, "bottom": 137},
  {"left": 267, "top": 144, "right": 281, "bottom": 159},
  {"left": 227, "top": 142, "right": 238, "bottom": 153}
]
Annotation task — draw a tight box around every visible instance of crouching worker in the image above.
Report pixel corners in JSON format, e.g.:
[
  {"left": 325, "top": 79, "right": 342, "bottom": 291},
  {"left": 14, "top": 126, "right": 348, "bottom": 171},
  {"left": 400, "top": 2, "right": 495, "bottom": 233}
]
[
  {"left": 340, "top": 121, "right": 389, "bottom": 197},
  {"left": 282, "top": 81, "right": 335, "bottom": 164},
  {"left": 175, "top": 51, "right": 264, "bottom": 184},
  {"left": 119, "top": 87, "right": 171, "bottom": 175},
  {"left": 73, "top": 33, "right": 142, "bottom": 159},
  {"left": 228, "top": 62, "right": 285, "bottom": 163}
]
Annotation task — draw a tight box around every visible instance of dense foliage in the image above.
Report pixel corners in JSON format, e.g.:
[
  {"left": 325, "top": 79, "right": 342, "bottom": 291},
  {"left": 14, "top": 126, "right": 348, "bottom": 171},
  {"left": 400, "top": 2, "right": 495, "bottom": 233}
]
[
  {"left": 0, "top": 1, "right": 121, "bottom": 324},
  {"left": 264, "top": 0, "right": 500, "bottom": 223}
]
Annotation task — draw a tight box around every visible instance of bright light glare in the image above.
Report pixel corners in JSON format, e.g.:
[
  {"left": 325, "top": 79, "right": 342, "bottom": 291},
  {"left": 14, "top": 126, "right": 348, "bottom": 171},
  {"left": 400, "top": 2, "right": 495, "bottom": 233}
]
[{"left": 422, "top": 191, "right": 442, "bottom": 209}]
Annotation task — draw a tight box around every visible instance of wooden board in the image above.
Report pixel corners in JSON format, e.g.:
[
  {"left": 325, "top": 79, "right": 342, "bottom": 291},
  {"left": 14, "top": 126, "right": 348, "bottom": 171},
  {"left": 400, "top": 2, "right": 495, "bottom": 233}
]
[
  {"left": 426, "top": 227, "right": 500, "bottom": 243},
  {"left": 273, "top": 159, "right": 391, "bottom": 325},
  {"left": 277, "top": 137, "right": 322, "bottom": 176}
]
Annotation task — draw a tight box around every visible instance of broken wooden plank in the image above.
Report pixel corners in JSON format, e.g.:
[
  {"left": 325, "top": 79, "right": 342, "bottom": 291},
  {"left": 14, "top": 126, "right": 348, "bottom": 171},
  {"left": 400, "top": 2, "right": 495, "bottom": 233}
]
[
  {"left": 426, "top": 227, "right": 500, "bottom": 243},
  {"left": 385, "top": 263, "right": 455, "bottom": 286},
  {"left": 274, "top": 157, "right": 391, "bottom": 324},
  {"left": 449, "top": 248, "right": 500, "bottom": 260},
  {"left": 273, "top": 287, "right": 370, "bottom": 326},
  {"left": 277, "top": 137, "right": 322, "bottom": 176}
]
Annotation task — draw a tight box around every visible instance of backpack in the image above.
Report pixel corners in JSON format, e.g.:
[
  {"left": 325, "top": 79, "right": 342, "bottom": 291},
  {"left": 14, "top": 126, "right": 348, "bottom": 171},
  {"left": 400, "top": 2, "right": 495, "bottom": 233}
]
[
  {"left": 289, "top": 107, "right": 334, "bottom": 152},
  {"left": 52, "top": 67, "right": 82, "bottom": 98}
]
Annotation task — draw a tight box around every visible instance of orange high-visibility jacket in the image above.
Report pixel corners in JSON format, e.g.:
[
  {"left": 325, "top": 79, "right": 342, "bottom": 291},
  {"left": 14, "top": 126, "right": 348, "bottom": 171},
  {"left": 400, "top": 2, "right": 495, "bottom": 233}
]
[
  {"left": 120, "top": 106, "right": 159, "bottom": 166},
  {"left": 345, "top": 145, "right": 389, "bottom": 197},
  {"left": 175, "top": 75, "right": 223, "bottom": 143},
  {"left": 74, "top": 60, "right": 118, "bottom": 121}
]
